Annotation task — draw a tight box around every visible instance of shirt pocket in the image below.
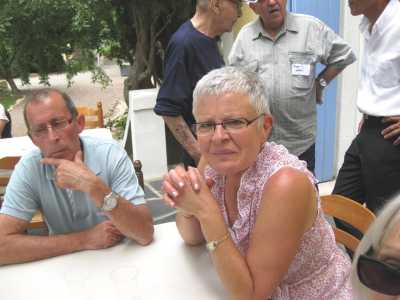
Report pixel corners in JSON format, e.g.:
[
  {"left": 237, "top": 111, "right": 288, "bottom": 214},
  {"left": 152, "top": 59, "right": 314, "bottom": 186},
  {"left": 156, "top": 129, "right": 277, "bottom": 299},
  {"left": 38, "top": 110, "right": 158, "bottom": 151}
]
[
  {"left": 373, "top": 57, "right": 400, "bottom": 88},
  {"left": 288, "top": 52, "right": 316, "bottom": 90}
]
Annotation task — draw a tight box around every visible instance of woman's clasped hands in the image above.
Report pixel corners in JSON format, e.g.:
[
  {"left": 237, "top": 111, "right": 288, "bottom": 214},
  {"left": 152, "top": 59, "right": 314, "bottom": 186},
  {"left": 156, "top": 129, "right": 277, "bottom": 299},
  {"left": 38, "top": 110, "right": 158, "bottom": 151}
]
[{"left": 162, "top": 165, "right": 215, "bottom": 218}]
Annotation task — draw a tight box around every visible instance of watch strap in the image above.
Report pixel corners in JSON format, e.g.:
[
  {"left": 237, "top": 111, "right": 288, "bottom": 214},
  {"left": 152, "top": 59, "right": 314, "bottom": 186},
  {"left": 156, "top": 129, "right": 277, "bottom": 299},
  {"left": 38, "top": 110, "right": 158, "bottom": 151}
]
[{"left": 206, "top": 232, "right": 230, "bottom": 252}]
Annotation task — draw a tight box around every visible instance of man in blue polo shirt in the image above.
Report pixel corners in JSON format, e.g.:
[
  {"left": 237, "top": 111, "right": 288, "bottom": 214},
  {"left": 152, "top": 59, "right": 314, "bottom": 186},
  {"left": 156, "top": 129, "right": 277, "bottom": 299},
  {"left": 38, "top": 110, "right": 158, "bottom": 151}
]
[
  {"left": 0, "top": 89, "right": 154, "bottom": 265},
  {"left": 154, "top": 0, "right": 242, "bottom": 167}
]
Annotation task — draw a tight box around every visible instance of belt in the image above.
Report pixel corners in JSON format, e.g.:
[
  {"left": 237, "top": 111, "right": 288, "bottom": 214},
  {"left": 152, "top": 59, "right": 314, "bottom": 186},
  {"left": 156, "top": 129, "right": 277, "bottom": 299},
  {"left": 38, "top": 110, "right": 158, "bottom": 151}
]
[{"left": 363, "top": 114, "right": 383, "bottom": 121}]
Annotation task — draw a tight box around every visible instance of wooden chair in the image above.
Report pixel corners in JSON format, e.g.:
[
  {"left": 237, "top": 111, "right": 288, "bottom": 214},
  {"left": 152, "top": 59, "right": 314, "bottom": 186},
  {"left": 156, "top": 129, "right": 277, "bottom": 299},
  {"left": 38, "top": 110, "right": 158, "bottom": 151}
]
[
  {"left": 77, "top": 101, "right": 104, "bottom": 128},
  {"left": 321, "top": 194, "right": 376, "bottom": 253},
  {"left": 0, "top": 156, "right": 46, "bottom": 230}
]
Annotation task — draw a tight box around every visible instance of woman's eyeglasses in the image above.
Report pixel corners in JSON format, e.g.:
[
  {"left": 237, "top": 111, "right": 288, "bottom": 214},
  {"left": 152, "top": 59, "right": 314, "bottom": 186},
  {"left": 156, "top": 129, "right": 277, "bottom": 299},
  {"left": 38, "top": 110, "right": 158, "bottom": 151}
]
[
  {"left": 192, "top": 114, "right": 264, "bottom": 136},
  {"left": 357, "top": 248, "right": 400, "bottom": 296}
]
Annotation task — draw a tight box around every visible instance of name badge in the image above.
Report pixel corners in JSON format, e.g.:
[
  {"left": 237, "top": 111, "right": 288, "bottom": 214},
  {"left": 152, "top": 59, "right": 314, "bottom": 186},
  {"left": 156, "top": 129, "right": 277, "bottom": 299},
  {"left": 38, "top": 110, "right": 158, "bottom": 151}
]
[{"left": 291, "top": 64, "right": 311, "bottom": 76}]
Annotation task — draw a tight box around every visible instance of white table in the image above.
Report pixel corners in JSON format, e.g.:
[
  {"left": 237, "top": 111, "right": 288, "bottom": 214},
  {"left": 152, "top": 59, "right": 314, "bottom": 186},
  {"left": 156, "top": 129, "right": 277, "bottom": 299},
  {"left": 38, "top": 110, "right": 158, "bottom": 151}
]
[
  {"left": 0, "top": 128, "right": 113, "bottom": 159},
  {"left": 0, "top": 222, "right": 226, "bottom": 300}
]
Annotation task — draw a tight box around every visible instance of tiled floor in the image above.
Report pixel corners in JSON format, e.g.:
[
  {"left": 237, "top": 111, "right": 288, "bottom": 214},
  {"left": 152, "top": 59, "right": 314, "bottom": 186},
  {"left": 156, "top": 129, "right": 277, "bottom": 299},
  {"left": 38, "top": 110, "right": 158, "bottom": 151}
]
[{"left": 144, "top": 179, "right": 176, "bottom": 225}]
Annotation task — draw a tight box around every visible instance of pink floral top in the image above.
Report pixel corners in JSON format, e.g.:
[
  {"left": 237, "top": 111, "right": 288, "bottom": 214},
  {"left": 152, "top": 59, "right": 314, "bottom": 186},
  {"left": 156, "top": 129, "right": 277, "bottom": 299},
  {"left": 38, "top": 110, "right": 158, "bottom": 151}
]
[{"left": 205, "top": 142, "right": 354, "bottom": 300}]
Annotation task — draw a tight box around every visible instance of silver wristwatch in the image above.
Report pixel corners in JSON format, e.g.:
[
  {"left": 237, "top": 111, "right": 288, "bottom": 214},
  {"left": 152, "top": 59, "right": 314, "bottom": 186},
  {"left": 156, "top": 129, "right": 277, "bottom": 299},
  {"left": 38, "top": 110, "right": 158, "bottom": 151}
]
[
  {"left": 318, "top": 77, "right": 328, "bottom": 88},
  {"left": 101, "top": 191, "right": 119, "bottom": 212}
]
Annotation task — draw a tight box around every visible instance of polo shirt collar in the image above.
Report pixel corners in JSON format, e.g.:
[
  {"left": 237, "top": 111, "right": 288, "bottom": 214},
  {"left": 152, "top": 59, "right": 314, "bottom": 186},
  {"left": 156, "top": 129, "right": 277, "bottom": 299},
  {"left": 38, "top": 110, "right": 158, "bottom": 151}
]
[
  {"left": 253, "top": 12, "right": 298, "bottom": 41},
  {"left": 44, "top": 137, "right": 102, "bottom": 181}
]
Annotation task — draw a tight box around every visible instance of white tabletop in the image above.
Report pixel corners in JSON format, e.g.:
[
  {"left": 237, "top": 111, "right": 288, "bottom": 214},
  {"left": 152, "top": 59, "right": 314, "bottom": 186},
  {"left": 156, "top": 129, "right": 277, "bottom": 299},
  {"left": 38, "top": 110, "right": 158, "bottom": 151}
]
[
  {"left": 0, "top": 222, "right": 226, "bottom": 300},
  {"left": 0, "top": 128, "right": 113, "bottom": 159}
]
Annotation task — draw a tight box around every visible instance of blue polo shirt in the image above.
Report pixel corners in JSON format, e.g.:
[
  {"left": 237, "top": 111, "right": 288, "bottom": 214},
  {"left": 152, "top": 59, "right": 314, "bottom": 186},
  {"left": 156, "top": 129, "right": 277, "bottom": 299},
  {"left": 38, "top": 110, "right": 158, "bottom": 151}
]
[{"left": 0, "top": 136, "right": 145, "bottom": 235}]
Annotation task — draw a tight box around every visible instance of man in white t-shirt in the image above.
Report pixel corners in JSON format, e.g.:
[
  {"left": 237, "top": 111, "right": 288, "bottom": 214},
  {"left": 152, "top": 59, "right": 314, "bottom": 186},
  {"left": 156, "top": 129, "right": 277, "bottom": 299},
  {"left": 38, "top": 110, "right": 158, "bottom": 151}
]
[{"left": 333, "top": 0, "right": 400, "bottom": 215}]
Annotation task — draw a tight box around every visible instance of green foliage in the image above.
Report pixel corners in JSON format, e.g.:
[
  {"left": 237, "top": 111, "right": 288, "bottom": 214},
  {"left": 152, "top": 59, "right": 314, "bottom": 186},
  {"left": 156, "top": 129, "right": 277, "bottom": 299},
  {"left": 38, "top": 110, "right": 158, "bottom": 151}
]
[
  {"left": 0, "top": 0, "right": 196, "bottom": 97},
  {"left": 0, "top": 0, "right": 114, "bottom": 91},
  {"left": 108, "top": 111, "right": 127, "bottom": 140},
  {"left": 0, "top": 82, "right": 19, "bottom": 109}
]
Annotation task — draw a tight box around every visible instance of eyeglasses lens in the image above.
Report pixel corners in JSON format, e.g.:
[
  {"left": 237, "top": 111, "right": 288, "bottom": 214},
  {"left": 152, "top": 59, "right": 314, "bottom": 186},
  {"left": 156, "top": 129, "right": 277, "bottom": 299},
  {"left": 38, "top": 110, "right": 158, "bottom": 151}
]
[{"left": 358, "top": 255, "right": 400, "bottom": 296}]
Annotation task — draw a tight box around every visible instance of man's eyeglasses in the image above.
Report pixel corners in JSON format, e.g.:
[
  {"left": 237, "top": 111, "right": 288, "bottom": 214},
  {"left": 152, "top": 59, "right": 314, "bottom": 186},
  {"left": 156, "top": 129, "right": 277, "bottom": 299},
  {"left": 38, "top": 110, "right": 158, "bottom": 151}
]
[
  {"left": 357, "top": 248, "right": 400, "bottom": 296},
  {"left": 29, "top": 118, "right": 74, "bottom": 138},
  {"left": 192, "top": 114, "right": 264, "bottom": 135}
]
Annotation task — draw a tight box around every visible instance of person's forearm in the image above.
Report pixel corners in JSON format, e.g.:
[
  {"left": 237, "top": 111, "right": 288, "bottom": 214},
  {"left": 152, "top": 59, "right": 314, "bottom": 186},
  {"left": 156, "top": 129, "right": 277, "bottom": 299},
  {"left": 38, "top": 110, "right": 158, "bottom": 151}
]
[
  {"left": 198, "top": 211, "right": 258, "bottom": 300},
  {"left": 176, "top": 212, "right": 205, "bottom": 245},
  {"left": 84, "top": 178, "right": 153, "bottom": 245},
  {"left": 0, "top": 231, "right": 87, "bottom": 266},
  {"left": 317, "top": 65, "right": 344, "bottom": 83},
  {"left": 163, "top": 116, "right": 201, "bottom": 163},
  {"left": 106, "top": 201, "right": 154, "bottom": 245}
]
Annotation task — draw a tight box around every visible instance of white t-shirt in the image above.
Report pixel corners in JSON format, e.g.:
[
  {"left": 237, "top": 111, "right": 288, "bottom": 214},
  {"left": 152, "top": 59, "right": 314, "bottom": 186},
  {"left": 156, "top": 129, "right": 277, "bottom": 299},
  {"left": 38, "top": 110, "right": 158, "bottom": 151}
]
[
  {"left": 357, "top": 0, "right": 400, "bottom": 116},
  {"left": 0, "top": 104, "right": 9, "bottom": 122}
]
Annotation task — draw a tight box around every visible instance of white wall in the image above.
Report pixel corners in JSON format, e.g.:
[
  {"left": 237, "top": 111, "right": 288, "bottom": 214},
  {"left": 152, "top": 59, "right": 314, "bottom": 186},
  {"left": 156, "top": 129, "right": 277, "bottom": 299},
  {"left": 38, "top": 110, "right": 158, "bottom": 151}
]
[{"left": 334, "top": 2, "right": 363, "bottom": 173}]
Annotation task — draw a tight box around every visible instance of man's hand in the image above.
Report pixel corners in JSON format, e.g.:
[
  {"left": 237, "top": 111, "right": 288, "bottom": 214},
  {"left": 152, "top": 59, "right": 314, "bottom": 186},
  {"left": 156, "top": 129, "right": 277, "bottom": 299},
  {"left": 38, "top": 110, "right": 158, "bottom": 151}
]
[
  {"left": 315, "top": 80, "right": 324, "bottom": 104},
  {"left": 41, "top": 150, "right": 98, "bottom": 193},
  {"left": 382, "top": 116, "right": 400, "bottom": 145},
  {"left": 82, "top": 220, "right": 124, "bottom": 250}
]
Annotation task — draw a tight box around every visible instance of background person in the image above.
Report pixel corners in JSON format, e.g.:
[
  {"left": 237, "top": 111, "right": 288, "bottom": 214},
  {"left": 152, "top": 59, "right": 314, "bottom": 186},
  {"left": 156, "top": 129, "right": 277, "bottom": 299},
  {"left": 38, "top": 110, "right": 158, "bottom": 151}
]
[
  {"left": 352, "top": 195, "right": 400, "bottom": 300},
  {"left": 0, "top": 103, "right": 11, "bottom": 138},
  {"left": 229, "top": 0, "right": 356, "bottom": 173},
  {"left": 333, "top": 0, "right": 400, "bottom": 215},
  {"left": 162, "top": 67, "right": 354, "bottom": 299},
  {"left": 0, "top": 88, "right": 153, "bottom": 265},
  {"left": 154, "top": 0, "right": 242, "bottom": 167}
]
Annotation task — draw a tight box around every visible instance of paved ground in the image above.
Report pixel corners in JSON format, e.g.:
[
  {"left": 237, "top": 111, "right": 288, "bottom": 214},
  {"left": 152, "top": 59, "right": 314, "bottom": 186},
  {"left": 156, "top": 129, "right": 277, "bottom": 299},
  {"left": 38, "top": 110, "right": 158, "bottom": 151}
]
[{"left": 9, "top": 64, "right": 126, "bottom": 137}]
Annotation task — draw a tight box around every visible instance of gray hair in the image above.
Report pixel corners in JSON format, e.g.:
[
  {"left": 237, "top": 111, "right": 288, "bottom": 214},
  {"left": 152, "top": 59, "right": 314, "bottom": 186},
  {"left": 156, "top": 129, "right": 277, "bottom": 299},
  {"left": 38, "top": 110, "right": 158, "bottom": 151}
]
[
  {"left": 196, "top": 0, "right": 209, "bottom": 9},
  {"left": 192, "top": 66, "right": 270, "bottom": 122},
  {"left": 23, "top": 88, "right": 78, "bottom": 130},
  {"left": 351, "top": 194, "right": 400, "bottom": 299}
]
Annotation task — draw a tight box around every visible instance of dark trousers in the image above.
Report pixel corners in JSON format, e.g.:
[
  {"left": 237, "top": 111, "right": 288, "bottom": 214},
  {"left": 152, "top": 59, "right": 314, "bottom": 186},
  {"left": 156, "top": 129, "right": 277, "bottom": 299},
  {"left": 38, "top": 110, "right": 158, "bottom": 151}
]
[
  {"left": 333, "top": 116, "right": 400, "bottom": 240},
  {"left": 299, "top": 143, "right": 315, "bottom": 174}
]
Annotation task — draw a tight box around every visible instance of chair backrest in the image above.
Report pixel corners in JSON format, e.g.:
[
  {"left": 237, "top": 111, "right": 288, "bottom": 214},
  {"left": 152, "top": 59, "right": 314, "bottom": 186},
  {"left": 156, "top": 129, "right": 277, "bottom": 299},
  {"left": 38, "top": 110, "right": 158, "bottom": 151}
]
[
  {"left": 0, "top": 156, "right": 46, "bottom": 230},
  {"left": 0, "top": 156, "right": 20, "bottom": 188},
  {"left": 77, "top": 101, "right": 104, "bottom": 128},
  {"left": 321, "top": 194, "right": 376, "bottom": 253}
]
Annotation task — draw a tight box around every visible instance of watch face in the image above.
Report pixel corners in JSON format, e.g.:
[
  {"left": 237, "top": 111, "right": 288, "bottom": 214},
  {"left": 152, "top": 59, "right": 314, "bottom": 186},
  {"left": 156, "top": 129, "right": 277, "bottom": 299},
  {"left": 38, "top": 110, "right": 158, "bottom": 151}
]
[
  {"left": 102, "top": 192, "right": 119, "bottom": 211},
  {"left": 319, "top": 78, "right": 327, "bottom": 87}
]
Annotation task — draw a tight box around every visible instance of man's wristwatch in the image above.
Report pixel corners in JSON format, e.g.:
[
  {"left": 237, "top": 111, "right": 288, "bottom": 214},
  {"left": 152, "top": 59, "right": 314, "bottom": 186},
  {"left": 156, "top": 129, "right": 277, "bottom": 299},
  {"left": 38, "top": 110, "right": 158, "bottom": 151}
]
[
  {"left": 101, "top": 191, "right": 119, "bottom": 212},
  {"left": 318, "top": 77, "right": 328, "bottom": 88}
]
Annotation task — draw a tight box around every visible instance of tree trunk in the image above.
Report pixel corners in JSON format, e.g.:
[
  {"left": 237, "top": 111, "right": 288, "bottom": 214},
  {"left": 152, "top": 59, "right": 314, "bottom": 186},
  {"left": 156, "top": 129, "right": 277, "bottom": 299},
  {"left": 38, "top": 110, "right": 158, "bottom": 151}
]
[
  {"left": 123, "top": 10, "right": 154, "bottom": 104},
  {"left": 4, "top": 77, "right": 20, "bottom": 95}
]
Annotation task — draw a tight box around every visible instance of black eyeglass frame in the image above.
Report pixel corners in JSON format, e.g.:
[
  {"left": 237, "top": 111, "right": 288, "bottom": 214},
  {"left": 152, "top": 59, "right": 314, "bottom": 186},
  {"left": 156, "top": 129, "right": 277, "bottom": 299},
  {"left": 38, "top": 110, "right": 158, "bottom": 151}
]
[
  {"left": 192, "top": 114, "right": 265, "bottom": 135},
  {"left": 357, "top": 248, "right": 400, "bottom": 296}
]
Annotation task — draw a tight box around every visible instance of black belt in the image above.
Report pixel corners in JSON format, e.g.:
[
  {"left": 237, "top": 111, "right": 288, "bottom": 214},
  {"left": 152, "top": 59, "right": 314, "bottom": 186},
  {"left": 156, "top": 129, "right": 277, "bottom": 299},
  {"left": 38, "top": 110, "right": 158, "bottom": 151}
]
[
  {"left": 363, "top": 114, "right": 383, "bottom": 121},
  {"left": 363, "top": 114, "right": 384, "bottom": 127}
]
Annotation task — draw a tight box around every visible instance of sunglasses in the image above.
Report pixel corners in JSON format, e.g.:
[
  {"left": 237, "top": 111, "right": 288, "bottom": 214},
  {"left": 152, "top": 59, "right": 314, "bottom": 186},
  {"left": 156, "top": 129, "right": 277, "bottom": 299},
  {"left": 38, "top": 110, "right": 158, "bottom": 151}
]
[{"left": 357, "top": 248, "right": 400, "bottom": 296}]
